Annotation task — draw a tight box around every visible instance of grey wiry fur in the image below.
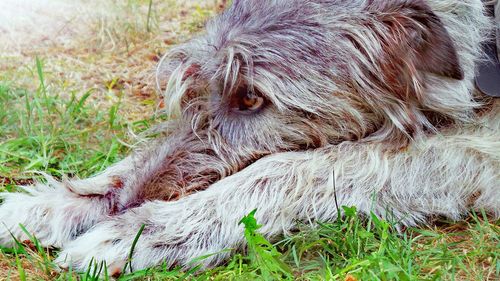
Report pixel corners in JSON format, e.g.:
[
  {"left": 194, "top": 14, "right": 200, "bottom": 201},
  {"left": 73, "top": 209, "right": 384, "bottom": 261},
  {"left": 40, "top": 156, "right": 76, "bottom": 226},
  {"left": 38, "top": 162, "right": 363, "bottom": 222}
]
[{"left": 0, "top": 0, "right": 498, "bottom": 275}]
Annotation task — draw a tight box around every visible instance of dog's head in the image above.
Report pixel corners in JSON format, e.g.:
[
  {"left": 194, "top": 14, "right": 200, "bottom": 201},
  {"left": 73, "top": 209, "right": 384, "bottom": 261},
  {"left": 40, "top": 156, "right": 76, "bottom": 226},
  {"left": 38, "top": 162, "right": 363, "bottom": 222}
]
[{"left": 157, "top": 0, "right": 470, "bottom": 155}]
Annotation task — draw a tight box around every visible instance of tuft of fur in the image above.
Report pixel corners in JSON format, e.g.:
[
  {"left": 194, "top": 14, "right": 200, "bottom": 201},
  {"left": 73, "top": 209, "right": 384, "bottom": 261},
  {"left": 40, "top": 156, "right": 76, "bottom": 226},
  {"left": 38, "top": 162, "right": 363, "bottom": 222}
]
[{"left": 0, "top": 0, "right": 498, "bottom": 275}]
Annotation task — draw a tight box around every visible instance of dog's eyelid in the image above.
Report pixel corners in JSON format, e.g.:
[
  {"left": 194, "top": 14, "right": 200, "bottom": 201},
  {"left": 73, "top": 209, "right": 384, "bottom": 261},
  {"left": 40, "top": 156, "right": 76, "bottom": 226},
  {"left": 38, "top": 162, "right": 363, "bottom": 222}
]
[{"left": 228, "top": 84, "right": 266, "bottom": 114}]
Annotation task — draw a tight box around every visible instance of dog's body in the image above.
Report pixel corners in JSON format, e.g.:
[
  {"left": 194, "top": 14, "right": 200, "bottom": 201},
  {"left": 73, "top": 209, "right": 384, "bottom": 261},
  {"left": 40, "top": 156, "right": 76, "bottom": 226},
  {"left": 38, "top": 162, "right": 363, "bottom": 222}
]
[{"left": 0, "top": 0, "right": 498, "bottom": 275}]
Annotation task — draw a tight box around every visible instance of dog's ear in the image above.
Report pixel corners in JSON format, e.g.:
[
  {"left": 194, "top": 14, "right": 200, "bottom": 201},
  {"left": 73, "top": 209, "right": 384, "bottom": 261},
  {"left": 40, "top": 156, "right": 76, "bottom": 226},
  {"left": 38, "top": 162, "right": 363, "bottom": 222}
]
[
  {"left": 367, "top": 0, "right": 463, "bottom": 80},
  {"left": 156, "top": 47, "right": 203, "bottom": 116},
  {"left": 345, "top": 1, "right": 464, "bottom": 143},
  {"left": 156, "top": 51, "right": 201, "bottom": 91}
]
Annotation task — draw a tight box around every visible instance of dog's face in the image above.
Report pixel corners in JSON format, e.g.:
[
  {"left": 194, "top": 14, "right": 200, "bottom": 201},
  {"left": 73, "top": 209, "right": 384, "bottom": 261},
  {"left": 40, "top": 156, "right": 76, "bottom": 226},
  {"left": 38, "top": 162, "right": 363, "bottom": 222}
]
[{"left": 157, "top": 0, "right": 464, "bottom": 155}]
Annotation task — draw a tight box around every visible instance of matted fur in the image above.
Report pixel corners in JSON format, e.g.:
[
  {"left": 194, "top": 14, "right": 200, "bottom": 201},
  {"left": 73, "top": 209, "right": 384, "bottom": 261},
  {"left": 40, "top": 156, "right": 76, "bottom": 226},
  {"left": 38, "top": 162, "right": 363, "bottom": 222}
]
[{"left": 0, "top": 0, "right": 498, "bottom": 275}]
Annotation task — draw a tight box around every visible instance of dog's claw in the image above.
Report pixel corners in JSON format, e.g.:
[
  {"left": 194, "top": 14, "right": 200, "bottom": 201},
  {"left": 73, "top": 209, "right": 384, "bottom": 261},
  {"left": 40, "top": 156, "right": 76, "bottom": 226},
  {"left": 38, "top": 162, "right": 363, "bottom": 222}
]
[{"left": 55, "top": 259, "right": 69, "bottom": 271}]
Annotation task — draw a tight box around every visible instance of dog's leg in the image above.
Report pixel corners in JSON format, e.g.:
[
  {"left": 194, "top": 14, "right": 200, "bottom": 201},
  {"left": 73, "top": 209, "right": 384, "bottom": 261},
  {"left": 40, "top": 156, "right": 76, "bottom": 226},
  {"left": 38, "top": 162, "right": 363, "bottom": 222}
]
[
  {"left": 0, "top": 155, "right": 136, "bottom": 248},
  {"left": 54, "top": 149, "right": 345, "bottom": 273},
  {"left": 0, "top": 126, "right": 248, "bottom": 247},
  {"left": 0, "top": 132, "right": 174, "bottom": 247},
  {"left": 55, "top": 134, "right": 499, "bottom": 274},
  {"left": 0, "top": 143, "right": 169, "bottom": 247},
  {"left": 0, "top": 181, "right": 113, "bottom": 248},
  {"left": 64, "top": 155, "right": 135, "bottom": 196}
]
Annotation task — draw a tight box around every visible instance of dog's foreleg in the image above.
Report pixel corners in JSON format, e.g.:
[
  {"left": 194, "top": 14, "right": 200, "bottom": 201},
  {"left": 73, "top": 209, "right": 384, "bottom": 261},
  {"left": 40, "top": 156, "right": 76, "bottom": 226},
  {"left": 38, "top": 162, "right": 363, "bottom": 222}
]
[
  {"left": 56, "top": 135, "right": 498, "bottom": 274},
  {"left": 0, "top": 127, "right": 243, "bottom": 248},
  {"left": 0, "top": 181, "right": 112, "bottom": 248},
  {"left": 64, "top": 155, "right": 135, "bottom": 196},
  {"left": 0, "top": 152, "right": 141, "bottom": 247},
  {"left": 0, "top": 135, "right": 171, "bottom": 247},
  {"left": 55, "top": 149, "right": 342, "bottom": 273}
]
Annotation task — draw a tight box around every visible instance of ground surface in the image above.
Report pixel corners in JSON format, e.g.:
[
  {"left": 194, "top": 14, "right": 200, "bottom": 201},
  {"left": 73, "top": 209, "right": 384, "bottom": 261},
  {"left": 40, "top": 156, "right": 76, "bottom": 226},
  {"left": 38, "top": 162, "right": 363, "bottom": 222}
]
[{"left": 0, "top": 0, "right": 498, "bottom": 280}]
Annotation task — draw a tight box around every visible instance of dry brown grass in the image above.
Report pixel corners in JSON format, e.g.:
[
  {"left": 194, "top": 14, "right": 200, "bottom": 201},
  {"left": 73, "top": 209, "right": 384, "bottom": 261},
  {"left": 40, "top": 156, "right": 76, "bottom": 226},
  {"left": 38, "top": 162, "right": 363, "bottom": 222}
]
[{"left": 0, "top": 0, "right": 226, "bottom": 121}]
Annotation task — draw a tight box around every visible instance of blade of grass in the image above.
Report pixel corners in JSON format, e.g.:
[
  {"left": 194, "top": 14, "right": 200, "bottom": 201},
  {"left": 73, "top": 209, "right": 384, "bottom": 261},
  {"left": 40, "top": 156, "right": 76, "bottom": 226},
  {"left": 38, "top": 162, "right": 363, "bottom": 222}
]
[{"left": 122, "top": 224, "right": 146, "bottom": 274}]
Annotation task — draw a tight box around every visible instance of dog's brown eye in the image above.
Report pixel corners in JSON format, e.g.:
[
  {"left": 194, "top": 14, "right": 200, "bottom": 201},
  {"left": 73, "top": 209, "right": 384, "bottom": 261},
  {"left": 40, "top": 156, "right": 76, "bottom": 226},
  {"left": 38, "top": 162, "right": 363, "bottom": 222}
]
[
  {"left": 231, "top": 86, "right": 265, "bottom": 113},
  {"left": 241, "top": 94, "right": 263, "bottom": 110}
]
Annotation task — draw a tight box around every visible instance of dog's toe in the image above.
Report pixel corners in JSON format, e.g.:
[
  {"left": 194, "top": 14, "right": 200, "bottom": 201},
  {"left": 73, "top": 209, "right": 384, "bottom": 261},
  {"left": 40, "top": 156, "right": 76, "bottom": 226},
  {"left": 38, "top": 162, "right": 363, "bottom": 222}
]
[
  {"left": 56, "top": 222, "right": 130, "bottom": 275},
  {"left": 0, "top": 192, "right": 38, "bottom": 247},
  {"left": 0, "top": 182, "right": 112, "bottom": 249}
]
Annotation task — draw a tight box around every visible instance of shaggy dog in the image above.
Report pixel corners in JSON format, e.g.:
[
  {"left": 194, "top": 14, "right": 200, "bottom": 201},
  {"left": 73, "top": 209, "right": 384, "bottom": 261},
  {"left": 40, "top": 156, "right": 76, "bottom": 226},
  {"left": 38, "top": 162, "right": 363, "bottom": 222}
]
[{"left": 0, "top": 0, "right": 498, "bottom": 275}]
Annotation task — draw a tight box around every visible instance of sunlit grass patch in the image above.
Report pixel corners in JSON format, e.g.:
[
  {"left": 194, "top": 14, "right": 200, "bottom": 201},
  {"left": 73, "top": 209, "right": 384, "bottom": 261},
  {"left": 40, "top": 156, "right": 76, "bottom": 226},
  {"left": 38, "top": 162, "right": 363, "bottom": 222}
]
[{"left": 0, "top": 58, "right": 154, "bottom": 182}]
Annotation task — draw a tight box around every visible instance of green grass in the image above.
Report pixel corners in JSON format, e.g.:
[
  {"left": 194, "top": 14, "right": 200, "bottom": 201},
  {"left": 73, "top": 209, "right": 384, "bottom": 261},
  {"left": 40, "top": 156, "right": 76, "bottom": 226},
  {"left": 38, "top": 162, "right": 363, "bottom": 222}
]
[
  {"left": 0, "top": 61, "right": 498, "bottom": 280},
  {"left": 0, "top": 58, "right": 154, "bottom": 182}
]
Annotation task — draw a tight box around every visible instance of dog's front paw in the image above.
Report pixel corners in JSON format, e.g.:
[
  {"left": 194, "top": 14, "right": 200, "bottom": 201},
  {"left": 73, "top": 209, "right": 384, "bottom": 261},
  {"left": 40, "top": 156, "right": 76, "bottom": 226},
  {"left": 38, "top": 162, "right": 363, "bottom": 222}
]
[
  {"left": 55, "top": 220, "right": 142, "bottom": 277},
  {"left": 55, "top": 200, "right": 237, "bottom": 276},
  {"left": 0, "top": 183, "right": 110, "bottom": 248},
  {"left": 0, "top": 192, "right": 37, "bottom": 247}
]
